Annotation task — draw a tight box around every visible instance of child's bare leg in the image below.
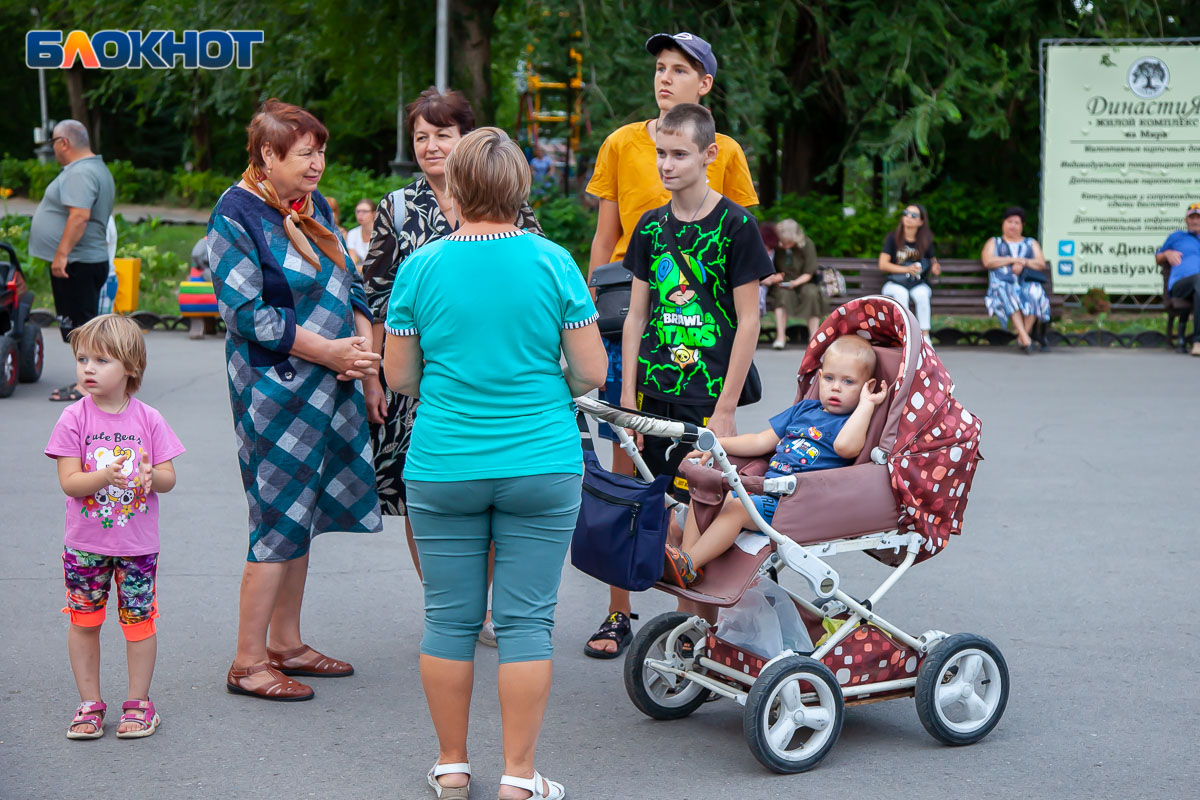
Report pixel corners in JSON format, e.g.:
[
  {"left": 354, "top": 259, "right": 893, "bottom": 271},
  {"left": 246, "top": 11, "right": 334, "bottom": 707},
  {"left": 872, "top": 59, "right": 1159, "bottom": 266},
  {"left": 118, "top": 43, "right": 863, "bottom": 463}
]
[
  {"left": 119, "top": 635, "right": 157, "bottom": 734},
  {"left": 68, "top": 624, "right": 102, "bottom": 733},
  {"left": 688, "top": 495, "right": 753, "bottom": 570},
  {"left": 681, "top": 499, "right": 704, "bottom": 553},
  {"left": 126, "top": 635, "right": 156, "bottom": 699}
]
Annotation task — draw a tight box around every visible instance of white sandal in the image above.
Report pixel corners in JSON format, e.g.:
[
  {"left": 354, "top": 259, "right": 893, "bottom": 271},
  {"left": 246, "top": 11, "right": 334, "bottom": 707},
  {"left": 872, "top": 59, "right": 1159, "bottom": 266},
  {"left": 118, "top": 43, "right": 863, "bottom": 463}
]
[
  {"left": 428, "top": 761, "right": 471, "bottom": 799},
  {"left": 498, "top": 771, "right": 564, "bottom": 800}
]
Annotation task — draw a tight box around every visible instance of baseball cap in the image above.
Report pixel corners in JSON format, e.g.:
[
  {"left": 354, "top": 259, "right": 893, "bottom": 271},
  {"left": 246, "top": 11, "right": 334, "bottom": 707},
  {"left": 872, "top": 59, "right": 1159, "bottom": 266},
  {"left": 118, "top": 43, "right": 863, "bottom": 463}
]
[
  {"left": 645, "top": 32, "right": 717, "bottom": 78},
  {"left": 1186, "top": 202, "right": 1200, "bottom": 217}
]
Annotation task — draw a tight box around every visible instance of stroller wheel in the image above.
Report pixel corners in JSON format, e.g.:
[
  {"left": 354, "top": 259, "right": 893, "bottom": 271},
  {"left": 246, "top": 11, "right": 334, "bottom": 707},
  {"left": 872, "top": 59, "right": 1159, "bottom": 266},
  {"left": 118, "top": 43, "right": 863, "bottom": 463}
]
[
  {"left": 623, "top": 612, "right": 709, "bottom": 720},
  {"left": 915, "top": 633, "right": 1009, "bottom": 746},
  {"left": 743, "top": 655, "right": 843, "bottom": 773}
]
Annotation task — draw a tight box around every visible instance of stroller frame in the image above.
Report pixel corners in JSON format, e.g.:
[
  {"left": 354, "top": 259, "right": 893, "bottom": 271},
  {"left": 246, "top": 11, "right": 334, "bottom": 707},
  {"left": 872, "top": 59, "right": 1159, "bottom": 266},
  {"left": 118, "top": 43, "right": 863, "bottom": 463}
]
[{"left": 576, "top": 394, "right": 1009, "bottom": 773}]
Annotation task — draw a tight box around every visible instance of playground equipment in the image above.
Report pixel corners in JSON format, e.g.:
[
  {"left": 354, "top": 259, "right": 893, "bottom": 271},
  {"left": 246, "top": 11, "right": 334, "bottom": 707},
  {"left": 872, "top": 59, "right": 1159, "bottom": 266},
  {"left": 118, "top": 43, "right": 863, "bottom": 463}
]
[{"left": 515, "top": 31, "right": 587, "bottom": 192}]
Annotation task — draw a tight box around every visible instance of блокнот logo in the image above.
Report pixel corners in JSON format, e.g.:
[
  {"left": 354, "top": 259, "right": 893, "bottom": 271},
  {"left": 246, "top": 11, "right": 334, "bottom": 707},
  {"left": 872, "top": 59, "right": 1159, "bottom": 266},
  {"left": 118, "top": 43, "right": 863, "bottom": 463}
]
[{"left": 26, "top": 30, "right": 263, "bottom": 69}]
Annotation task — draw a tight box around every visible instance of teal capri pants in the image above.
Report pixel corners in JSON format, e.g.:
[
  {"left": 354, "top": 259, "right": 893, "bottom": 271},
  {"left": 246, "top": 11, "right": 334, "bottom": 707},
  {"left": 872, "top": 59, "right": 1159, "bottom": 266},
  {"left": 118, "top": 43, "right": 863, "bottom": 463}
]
[{"left": 406, "top": 473, "right": 582, "bottom": 664}]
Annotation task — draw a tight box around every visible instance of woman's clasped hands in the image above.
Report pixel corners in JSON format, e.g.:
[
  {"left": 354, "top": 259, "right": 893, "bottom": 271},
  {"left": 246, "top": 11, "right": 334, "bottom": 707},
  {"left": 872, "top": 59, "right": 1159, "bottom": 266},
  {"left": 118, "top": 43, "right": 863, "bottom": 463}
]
[{"left": 328, "top": 336, "right": 382, "bottom": 381}]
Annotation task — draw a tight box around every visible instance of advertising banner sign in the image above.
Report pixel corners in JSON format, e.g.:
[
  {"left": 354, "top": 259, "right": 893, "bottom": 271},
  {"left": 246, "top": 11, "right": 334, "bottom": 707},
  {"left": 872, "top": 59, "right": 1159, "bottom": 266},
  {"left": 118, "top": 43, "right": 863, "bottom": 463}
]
[{"left": 1041, "top": 42, "right": 1200, "bottom": 294}]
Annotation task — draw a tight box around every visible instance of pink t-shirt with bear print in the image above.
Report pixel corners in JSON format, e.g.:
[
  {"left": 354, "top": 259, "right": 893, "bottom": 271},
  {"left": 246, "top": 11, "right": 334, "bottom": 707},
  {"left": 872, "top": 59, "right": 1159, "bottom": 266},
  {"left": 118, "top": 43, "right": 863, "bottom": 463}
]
[{"left": 45, "top": 395, "right": 185, "bottom": 556}]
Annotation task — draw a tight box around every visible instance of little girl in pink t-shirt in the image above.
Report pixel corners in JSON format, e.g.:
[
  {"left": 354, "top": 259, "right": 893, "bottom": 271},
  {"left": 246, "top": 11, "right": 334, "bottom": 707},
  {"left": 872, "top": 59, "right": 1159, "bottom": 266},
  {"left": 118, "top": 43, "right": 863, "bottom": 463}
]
[{"left": 44, "top": 314, "right": 184, "bottom": 740}]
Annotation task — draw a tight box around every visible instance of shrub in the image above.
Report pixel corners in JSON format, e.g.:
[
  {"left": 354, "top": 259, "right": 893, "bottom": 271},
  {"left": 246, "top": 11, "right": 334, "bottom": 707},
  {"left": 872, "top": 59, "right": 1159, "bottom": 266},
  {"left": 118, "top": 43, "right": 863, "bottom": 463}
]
[
  {"left": 26, "top": 161, "right": 62, "bottom": 200},
  {"left": 0, "top": 156, "right": 30, "bottom": 194},
  {"left": 533, "top": 194, "right": 596, "bottom": 274},
  {"left": 168, "top": 169, "right": 236, "bottom": 208},
  {"left": 318, "top": 163, "right": 409, "bottom": 227},
  {"left": 763, "top": 194, "right": 892, "bottom": 258},
  {"left": 763, "top": 182, "right": 1039, "bottom": 260},
  {"left": 109, "top": 160, "right": 172, "bottom": 204}
]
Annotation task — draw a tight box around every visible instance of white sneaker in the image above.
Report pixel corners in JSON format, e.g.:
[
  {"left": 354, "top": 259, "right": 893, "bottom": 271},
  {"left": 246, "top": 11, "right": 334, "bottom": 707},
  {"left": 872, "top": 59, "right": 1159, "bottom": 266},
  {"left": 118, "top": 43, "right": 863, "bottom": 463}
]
[
  {"left": 477, "top": 620, "right": 497, "bottom": 647},
  {"left": 772, "top": 339, "right": 786, "bottom": 350}
]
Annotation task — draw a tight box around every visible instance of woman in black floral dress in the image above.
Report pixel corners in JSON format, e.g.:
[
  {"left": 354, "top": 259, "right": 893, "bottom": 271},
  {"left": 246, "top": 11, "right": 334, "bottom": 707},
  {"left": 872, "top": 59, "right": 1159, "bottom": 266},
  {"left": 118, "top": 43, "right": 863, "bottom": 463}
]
[{"left": 362, "top": 87, "right": 541, "bottom": 572}]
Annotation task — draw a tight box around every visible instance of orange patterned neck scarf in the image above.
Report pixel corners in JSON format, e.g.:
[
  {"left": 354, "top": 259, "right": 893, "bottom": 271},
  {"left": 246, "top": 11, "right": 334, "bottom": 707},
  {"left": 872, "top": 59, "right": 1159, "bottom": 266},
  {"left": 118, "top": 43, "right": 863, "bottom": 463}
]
[{"left": 241, "top": 165, "right": 347, "bottom": 270}]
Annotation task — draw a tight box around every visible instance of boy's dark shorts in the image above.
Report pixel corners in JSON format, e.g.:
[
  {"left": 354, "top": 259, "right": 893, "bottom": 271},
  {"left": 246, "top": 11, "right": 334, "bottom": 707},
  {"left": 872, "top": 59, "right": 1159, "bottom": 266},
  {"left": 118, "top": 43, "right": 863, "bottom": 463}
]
[
  {"left": 597, "top": 336, "right": 623, "bottom": 443},
  {"left": 635, "top": 394, "right": 715, "bottom": 503}
]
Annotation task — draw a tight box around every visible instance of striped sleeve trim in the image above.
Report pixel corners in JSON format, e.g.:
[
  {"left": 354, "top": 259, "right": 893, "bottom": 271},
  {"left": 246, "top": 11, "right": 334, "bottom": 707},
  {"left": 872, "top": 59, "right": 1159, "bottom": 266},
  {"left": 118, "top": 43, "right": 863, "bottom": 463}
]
[
  {"left": 385, "top": 325, "right": 419, "bottom": 336},
  {"left": 562, "top": 312, "right": 599, "bottom": 330}
]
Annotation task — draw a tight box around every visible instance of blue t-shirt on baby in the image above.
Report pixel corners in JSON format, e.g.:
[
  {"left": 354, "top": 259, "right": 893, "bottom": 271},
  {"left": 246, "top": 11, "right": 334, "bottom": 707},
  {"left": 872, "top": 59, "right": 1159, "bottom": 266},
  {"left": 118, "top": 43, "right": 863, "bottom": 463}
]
[{"left": 765, "top": 399, "right": 853, "bottom": 477}]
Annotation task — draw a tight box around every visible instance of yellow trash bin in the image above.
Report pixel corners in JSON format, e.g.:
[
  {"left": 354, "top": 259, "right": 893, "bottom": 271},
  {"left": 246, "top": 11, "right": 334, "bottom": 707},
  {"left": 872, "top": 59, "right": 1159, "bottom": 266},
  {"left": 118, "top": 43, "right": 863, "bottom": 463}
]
[{"left": 112, "top": 257, "right": 141, "bottom": 313}]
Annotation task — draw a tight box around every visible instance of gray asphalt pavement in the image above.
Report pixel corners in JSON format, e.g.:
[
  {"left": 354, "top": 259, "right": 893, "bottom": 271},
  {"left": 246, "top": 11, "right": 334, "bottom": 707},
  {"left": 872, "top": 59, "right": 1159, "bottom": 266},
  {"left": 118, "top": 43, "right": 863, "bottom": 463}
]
[{"left": 2, "top": 333, "right": 1198, "bottom": 799}]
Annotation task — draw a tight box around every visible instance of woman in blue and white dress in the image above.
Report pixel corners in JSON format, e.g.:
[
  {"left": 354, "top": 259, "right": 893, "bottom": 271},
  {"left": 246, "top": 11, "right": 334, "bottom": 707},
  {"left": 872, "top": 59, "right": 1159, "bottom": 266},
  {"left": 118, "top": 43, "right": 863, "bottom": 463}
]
[{"left": 982, "top": 206, "right": 1050, "bottom": 353}]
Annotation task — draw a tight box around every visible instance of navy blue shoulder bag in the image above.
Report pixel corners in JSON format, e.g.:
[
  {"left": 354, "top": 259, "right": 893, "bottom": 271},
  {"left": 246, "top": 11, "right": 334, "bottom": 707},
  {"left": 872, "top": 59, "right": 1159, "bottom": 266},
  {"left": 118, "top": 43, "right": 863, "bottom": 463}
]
[{"left": 570, "top": 411, "right": 671, "bottom": 591}]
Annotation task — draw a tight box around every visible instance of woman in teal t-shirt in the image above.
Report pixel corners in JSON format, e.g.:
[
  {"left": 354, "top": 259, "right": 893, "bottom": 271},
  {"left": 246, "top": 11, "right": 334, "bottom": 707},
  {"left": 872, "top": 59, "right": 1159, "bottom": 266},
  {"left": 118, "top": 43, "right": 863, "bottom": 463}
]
[{"left": 383, "top": 128, "right": 606, "bottom": 800}]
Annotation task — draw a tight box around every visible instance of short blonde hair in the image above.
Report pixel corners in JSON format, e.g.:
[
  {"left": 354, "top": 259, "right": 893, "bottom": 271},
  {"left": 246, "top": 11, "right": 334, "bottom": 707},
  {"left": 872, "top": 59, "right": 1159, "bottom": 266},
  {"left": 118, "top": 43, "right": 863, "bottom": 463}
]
[
  {"left": 69, "top": 314, "right": 146, "bottom": 394},
  {"left": 445, "top": 127, "right": 529, "bottom": 224},
  {"left": 776, "top": 218, "right": 805, "bottom": 246},
  {"left": 824, "top": 334, "right": 876, "bottom": 380}
]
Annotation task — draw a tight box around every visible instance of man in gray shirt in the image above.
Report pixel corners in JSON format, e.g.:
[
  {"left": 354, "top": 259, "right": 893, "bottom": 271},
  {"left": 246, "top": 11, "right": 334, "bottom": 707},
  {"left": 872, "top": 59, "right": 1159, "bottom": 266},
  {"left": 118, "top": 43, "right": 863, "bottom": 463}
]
[{"left": 29, "top": 119, "right": 115, "bottom": 400}]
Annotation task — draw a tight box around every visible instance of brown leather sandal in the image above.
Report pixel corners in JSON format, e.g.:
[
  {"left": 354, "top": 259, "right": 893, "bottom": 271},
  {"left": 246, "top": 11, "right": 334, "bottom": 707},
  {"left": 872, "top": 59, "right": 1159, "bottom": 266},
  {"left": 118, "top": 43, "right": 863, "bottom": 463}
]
[
  {"left": 226, "top": 663, "right": 315, "bottom": 701},
  {"left": 266, "top": 644, "right": 354, "bottom": 678}
]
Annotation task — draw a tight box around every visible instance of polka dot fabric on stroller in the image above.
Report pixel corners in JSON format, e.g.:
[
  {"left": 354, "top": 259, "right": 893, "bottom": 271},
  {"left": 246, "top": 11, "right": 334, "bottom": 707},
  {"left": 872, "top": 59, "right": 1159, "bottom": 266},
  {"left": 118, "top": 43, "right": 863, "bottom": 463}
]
[{"left": 578, "top": 296, "right": 1007, "bottom": 774}]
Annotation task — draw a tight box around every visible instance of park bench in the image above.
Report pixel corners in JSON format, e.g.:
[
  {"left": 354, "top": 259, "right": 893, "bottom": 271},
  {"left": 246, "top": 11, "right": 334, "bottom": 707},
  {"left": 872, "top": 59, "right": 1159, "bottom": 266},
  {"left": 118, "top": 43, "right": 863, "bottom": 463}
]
[{"left": 766, "top": 257, "right": 1063, "bottom": 343}]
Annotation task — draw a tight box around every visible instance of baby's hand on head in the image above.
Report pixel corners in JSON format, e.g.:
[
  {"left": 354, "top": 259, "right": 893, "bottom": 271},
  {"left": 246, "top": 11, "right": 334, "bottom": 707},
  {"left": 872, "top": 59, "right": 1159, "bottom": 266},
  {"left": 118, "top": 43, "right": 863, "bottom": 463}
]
[{"left": 860, "top": 378, "right": 888, "bottom": 407}]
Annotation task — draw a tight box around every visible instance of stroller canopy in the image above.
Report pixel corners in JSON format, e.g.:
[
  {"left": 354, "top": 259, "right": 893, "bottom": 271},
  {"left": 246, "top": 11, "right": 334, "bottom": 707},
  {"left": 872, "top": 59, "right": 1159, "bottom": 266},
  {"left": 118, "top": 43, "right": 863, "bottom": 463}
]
[{"left": 797, "top": 296, "right": 982, "bottom": 560}]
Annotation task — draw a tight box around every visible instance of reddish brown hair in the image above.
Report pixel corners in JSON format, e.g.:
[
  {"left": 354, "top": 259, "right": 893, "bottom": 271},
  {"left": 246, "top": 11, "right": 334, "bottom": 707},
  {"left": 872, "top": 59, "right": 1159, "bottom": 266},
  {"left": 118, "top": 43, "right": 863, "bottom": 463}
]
[
  {"left": 406, "top": 87, "right": 476, "bottom": 139},
  {"left": 246, "top": 99, "right": 329, "bottom": 169}
]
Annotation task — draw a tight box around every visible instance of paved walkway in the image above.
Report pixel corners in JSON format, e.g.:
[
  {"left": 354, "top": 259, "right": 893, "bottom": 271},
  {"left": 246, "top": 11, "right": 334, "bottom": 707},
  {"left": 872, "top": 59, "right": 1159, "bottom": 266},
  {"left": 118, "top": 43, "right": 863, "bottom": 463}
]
[
  {"left": 5, "top": 196, "right": 209, "bottom": 225},
  {"left": 1, "top": 334, "right": 1197, "bottom": 798}
]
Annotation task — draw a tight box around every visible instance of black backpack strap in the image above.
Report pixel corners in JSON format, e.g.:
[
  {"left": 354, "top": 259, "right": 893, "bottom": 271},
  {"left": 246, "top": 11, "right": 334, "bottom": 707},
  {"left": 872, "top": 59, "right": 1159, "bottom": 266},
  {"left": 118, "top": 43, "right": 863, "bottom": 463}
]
[{"left": 661, "top": 214, "right": 731, "bottom": 327}]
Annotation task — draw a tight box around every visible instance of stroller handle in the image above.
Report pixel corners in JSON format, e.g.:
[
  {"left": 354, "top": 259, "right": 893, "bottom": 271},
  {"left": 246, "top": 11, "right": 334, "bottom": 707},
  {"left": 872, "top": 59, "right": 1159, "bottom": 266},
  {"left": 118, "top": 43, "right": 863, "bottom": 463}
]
[{"left": 574, "top": 396, "right": 702, "bottom": 445}]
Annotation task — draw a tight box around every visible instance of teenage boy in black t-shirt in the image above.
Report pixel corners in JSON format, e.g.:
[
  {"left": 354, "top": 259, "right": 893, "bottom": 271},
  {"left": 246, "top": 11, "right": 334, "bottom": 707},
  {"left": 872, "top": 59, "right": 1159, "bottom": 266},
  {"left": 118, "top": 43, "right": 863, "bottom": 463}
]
[{"left": 621, "top": 103, "right": 774, "bottom": 500}]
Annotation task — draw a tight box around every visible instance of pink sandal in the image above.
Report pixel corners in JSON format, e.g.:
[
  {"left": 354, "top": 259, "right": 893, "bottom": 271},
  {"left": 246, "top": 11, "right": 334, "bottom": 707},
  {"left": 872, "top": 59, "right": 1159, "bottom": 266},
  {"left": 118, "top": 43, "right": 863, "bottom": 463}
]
[
  {"left": 66, "top": 700, "right": 106, "bottom": 740},
  {"left": 116, "top": 698, "right": 161, "bottom": 739}
]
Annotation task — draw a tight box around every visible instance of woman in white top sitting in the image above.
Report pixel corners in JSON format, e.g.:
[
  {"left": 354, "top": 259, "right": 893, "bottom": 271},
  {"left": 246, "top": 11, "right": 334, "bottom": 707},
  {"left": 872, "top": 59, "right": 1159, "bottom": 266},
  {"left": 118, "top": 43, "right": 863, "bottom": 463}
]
[{"left": 345, "top": 198, "right": 375, "bottom": 269}]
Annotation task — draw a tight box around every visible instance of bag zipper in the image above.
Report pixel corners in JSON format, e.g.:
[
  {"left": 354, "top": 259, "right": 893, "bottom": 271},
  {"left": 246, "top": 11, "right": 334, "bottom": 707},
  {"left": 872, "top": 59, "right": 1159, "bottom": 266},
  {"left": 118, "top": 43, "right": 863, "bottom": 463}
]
[{"left": 582, "top": 483, "right": 642, "bottom": 536}]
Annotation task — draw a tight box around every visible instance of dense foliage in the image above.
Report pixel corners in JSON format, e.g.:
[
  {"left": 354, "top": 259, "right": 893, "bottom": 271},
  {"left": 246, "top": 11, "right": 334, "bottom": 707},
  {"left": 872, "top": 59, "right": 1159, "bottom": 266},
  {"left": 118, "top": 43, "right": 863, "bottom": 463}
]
[{"left": 1, "top": 1, "right": 1196, "bottom": 268}]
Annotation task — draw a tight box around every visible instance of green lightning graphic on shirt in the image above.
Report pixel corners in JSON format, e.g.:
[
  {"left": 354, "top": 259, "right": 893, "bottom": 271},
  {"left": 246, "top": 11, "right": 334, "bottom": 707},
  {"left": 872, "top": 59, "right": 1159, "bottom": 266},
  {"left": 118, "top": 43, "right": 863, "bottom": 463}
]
[{"left": 638, "top": 209, "right": 736, "bottom": 399}]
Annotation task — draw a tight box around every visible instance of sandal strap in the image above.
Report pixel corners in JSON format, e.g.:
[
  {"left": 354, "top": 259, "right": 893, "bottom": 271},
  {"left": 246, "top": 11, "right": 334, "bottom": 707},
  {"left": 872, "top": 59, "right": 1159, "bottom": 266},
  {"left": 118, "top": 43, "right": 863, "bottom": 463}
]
[
  {"left": 499, "top": 771, "right": 562, "bottom": 798},
  {"left": 75, "top": 700, "right": 106, "bottom": 716},
  {"left": 266, "top": 643, "right": 314, "bottom": 661},
  {"left": 267, "top": 644, "right": 351, "bottom": 672},
  {"left": 120, "top": 699, "right": 155, "bottom": 718},
  {"left": 430, "top": 762, "right": 471, "bottom": 778},
  {"left": 590, "top": 611, "right": 634, "bottom": 642},
  {"left": 227, "top": 663, "right": 314, "bottom": 698},
  {"left": 498, "top": 771, "right": 541, "bottom": 791}
]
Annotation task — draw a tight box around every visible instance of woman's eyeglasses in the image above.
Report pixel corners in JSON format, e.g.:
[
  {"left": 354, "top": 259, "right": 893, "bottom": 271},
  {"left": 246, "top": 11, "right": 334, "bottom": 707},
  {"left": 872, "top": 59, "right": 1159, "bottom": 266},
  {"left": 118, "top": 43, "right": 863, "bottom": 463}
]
[{"left": 902, "top": 210, "right": 922, "bottom": 219}]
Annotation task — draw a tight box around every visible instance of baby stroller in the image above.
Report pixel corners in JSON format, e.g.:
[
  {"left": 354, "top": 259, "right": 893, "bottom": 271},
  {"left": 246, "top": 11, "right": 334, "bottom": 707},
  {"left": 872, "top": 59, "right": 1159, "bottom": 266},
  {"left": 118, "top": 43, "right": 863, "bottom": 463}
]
[{"left": 574, "top": 295, "right": 1006, "bottom": 773}]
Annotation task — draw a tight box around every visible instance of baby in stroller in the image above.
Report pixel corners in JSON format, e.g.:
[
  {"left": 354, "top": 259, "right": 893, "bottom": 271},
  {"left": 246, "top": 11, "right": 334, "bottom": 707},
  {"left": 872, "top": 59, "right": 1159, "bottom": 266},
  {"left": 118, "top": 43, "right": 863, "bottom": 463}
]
[{"left": 663, "top": 335, "right": 887, "bottom": 588}]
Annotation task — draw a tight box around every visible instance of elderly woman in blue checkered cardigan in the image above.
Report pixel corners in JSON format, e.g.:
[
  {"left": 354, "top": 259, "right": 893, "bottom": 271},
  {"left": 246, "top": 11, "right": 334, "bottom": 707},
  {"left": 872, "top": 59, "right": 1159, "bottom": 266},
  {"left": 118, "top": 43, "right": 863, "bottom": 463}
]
[{"left": 207, "top": 100, "right": 382, "bottom": 702}]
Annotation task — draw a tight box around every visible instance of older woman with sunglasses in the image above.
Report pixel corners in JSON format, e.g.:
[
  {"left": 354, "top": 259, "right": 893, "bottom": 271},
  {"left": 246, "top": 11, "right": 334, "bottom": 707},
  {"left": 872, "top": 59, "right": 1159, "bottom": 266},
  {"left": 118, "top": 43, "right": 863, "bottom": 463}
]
[{"left": 879, "top": 203, "right": 941, "bottom": 340}]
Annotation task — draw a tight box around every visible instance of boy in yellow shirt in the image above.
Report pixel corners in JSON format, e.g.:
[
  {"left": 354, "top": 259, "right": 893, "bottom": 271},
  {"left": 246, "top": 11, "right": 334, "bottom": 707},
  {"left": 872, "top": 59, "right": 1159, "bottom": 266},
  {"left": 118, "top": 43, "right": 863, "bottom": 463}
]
[{"left": 583, "top": 31, "right": 759, "bottom": 660}]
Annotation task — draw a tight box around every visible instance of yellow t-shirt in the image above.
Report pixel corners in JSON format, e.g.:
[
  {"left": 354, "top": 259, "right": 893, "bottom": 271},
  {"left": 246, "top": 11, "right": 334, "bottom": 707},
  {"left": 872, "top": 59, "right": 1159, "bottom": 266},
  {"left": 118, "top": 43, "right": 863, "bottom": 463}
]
[{"left": 586, "top": 120, "right": 759, "bottom": 262}]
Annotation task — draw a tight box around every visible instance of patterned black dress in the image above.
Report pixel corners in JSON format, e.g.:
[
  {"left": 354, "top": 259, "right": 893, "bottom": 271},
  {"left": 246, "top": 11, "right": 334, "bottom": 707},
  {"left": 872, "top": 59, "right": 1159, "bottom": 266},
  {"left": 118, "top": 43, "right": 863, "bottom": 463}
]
[{"left": 362, "top": 176, "right": 542, "bottom": 514}]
